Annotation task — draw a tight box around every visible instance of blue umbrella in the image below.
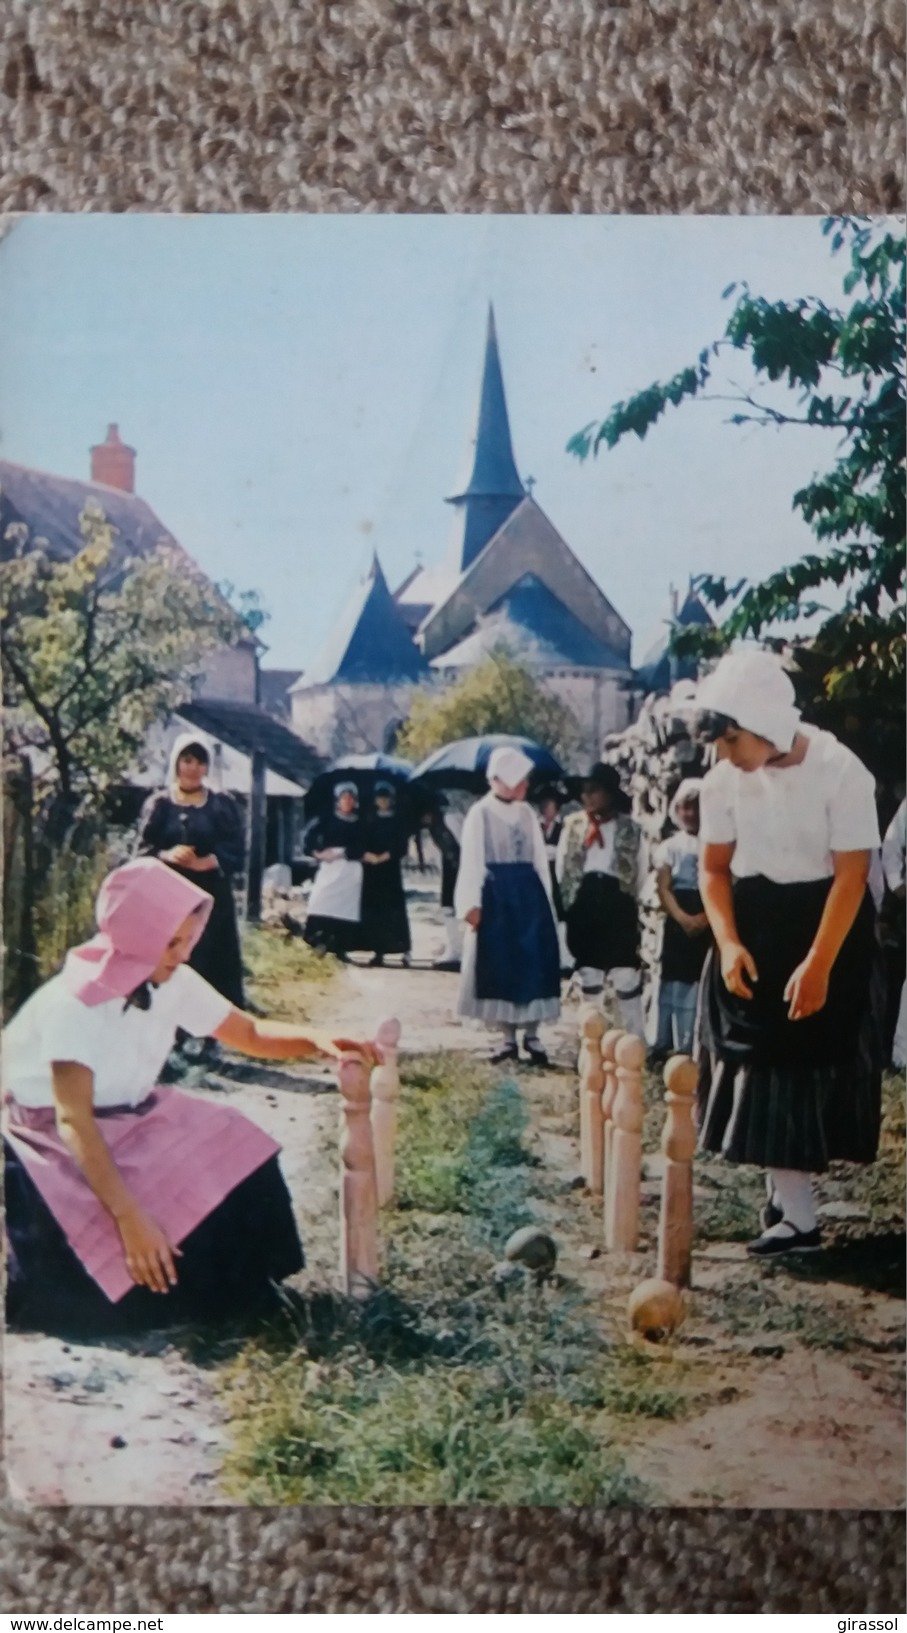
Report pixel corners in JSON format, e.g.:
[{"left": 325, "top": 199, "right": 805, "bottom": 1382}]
[
  {"left": 328, "top": 752, "right": 414, "bottom": 778},
  {"left": 409, "top": 734, "right": 567, "bottom": 791}
]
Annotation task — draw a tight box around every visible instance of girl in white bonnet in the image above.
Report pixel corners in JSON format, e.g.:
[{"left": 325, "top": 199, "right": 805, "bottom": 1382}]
[
  {"left": 455, "top": 746, "right": 561, "bottom": 1067},
  {"left": 694, "top": 650, "right": 882, "bottom": 1257}
]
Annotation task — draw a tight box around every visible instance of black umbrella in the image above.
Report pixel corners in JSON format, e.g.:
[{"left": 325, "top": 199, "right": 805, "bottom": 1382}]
[
  {"left": 408, "top": 734, "right": 567, "bottom": 793},
  {"left": 305, "top": 753, "right": 415, "bottom": 821}
]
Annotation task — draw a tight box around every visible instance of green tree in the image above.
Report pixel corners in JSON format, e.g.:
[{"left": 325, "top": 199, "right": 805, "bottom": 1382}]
[
  {"left": 396, "top": 648, "right": 582, "bottom": 765},
  {"left": 216, "top": 578, "right": 270, "bottom": 635},
  {"left": 568, "top": 217, "right": 905, "bottom": 745},
  {"left": 1, "top": 500, "right": 239, "bottom": 818}
]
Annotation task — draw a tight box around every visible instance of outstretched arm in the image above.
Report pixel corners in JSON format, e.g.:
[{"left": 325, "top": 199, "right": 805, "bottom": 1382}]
[{"left": 215, "top": 1008, "right": 379, "bottom": 1066}]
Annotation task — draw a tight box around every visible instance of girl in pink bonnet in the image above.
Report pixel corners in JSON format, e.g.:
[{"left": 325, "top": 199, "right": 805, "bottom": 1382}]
[{"left": 3, "top": 857, "right": 376, "bottom": 1335}]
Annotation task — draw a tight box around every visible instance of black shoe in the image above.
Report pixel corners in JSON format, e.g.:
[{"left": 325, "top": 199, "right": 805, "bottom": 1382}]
[
  {"left": 759, "top": 1195, "right": 784, "bottom": 1231},
  {"left": 489, "top": 1043, "right": 519, "bottom": 1066},
  {"left": 747, "top": 1224, "right": 822, "bottom": 1258},
  {"left": 433, "top": 958, "right": 461, "bottom": 973},
  {"left": 368, "top": 954, "right": 385, "bottom": 968},
  {"left": 523, "top": 1041, "right": 550, "bottom": 1068}
]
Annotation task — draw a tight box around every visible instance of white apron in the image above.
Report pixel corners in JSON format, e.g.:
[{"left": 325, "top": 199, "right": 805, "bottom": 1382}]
[{"left": 307, "top": 856, "right": 363, "bottom": 922}]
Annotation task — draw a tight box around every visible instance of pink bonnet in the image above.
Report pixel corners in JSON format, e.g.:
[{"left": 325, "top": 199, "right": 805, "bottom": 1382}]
[{"left": 61, "top": 858, "right": 213, "bottom": 1006}]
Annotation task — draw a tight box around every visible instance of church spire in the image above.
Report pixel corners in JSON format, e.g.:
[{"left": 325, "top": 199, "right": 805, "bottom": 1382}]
[{"left": 447, "top": 305, "right": 526, "bottom": 573}]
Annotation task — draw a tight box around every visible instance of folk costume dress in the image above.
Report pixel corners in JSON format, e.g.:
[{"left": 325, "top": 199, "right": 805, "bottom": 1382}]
[
  {"left": 3, "top": 860, "right": 303, "bottom": 1337},
  {"left": 455, "top": 788, "right": 561, "bottom": 1033},
  {"left": 653, "top": 779, "right": 711, "bottom": 1054},
  {"left": 136, "top": 733, "right": 246, "bottom": 1008},
  {"left": 696, "top": 724, "right": 882, "bottom": 1176},
  {"left": 302, "top": 787, "right": 365, "bottom": 957},
  {"left": 557, "top": 798, "right": 648, "bottom": 1035}
]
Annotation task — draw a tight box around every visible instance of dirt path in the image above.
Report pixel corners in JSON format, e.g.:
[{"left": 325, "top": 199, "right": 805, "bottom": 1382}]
[{"left": 5, "top": 882, "right": 905, "bottom": 1507}]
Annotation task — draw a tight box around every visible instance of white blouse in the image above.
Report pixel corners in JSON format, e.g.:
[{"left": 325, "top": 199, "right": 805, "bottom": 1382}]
[
  {"left": 2, "top": 965, "right": 233, "bottom": 1110},
  {"left": 454, "top": 794, "right": 553, "bottom": 919},
  {"left": 699, "top": 726, "right": 880, "bottom": 884}
]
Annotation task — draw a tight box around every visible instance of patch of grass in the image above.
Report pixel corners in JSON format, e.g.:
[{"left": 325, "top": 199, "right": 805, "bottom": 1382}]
[
  {"left": 847, "top": 1071, "right": 906, "bottom": 1223},
  {"left": 223, "top": 1353, "right": 645, "bottom": 1505},
  {"left": 241, "top": 923, "right": 333, "bottom": 1020},
  {"left": 694, "top": 1167, "right": 765, "bottom": 1245},
  {"left": 220, "top": 1050, "right": 669, "bottom": 1504},
  {"left": 707, "top": 1275, "right": 860, "bottom": 1353},
  {"left": 395, "top": 1055, "right": 536, "bottom": 1236},
  {"left": 592, "top": 1346, "right": 690, "bottom": 1420}
]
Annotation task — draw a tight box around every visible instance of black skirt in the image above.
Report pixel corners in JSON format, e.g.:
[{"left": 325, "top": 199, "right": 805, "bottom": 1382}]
[
  {"left": 696, "top": 875, "right": 882, "bottom": 1171},
  {"left": 660, "top": 887, "right": 711, "bottom": 985},
  {"left": 356, "top": 860, "right": 411, "bottom": 955},
  {"left": 5, "top": 1147, "right": 304, "bottom": 1338},
  {"left": 565, "top": 873, "right": 640, "bottom": 971}
]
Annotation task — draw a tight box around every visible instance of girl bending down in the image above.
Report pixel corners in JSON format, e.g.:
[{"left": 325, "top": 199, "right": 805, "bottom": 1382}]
[
  {"left": 693, "top": 651, "right": 882, "bottom": 1258},
  {"left": 3, "top": 858, "right": 376, "bottom": 1335}
]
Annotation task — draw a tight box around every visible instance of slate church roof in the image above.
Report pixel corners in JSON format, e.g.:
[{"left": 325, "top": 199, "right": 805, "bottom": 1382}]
[
  {"left": 294, "top": 554, "right": 428, "bottom": 690},
  {"left": 431, "top": 572, "right": 629, "bottom": 672},
  {"left": 635, "top": 585, "right": 714, "bottom": 693}
]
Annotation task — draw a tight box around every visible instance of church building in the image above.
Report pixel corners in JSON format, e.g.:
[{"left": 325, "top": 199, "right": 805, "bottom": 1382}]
[{"left": 287, "top": 308, "right": 635, "bottom": 761}]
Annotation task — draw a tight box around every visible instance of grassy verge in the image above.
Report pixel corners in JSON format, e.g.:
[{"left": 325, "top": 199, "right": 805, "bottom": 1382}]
[
  {"left": 218, "top": 1051, "right": 699, "bottom": 1505},
  {"left": 241, "top": 923, "right": 335, "bottom": 1021}
]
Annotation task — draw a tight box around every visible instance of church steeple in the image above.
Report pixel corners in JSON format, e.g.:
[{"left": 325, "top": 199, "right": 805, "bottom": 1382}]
[{"left": 447, "top": 305, "right": 526, "bottom": 573}]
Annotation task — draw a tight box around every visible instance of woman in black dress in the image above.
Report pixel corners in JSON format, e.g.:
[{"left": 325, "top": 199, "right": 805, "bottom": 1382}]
[
  {"left": 358, "top": 781, "right": 412, "bottom": 967},
  {"left": 135, "top": 732, "right": 245, "bottom": 1008}
]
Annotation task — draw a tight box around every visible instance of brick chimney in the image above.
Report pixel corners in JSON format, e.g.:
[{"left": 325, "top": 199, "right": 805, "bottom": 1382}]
[{"left": 90, "top": 424, "right": 136, "bottom": 493}]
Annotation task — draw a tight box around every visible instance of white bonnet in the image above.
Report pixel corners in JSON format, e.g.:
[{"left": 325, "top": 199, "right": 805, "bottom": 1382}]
[
  {"left": 669, "top": 778, "right": 704, "bottom": 825},
  {"left": 487, "top": 746, "right": 535, "bottom": 791},
  {"left": 695, "top": 650, "right": 801, "bottom": 753}
]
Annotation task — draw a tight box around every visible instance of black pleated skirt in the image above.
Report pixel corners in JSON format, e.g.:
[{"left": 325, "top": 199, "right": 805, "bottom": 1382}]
[{"left": 696, "top": 876, "right": 883, "bottom": 1172}]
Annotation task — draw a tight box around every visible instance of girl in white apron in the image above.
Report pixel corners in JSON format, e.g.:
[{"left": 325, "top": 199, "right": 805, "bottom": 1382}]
[
  {"left": 303, "top": 782, "right": 365, "bottom": 960},
  {"left": 456, "top": 747, "right": 561, "bottom": 1066}
]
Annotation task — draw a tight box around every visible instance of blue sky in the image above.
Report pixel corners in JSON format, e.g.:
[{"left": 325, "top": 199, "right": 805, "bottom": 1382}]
[{"left": 0, "top": 214, "right": 867, "bottom": 669}]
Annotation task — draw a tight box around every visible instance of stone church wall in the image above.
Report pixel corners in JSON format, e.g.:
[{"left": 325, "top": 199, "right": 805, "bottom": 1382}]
[
  {"left": 544, "top": 669, "right": 633, "bottom": 763},
  {"left": 290, "top": 681, "right": 425, "bottom": 758}
]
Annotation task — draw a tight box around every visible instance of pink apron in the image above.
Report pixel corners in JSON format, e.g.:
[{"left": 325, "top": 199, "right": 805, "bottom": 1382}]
[{"left": 3, "top": 1087, "right": 281, "bottom": 1303}]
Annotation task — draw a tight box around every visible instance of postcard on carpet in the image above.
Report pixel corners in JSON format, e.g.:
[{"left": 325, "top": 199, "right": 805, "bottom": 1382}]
[{"left": 1, "top": 212, "right": 903, "bottom": 1507}]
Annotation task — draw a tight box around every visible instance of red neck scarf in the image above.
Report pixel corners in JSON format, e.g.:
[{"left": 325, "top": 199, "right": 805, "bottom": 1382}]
[{"left": 584, "top": 813, "right": 606, "bottom": 849}]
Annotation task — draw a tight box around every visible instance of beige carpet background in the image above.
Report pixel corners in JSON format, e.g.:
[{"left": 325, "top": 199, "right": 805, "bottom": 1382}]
[{"left": 0, "top": 0, "right": 905, "bottom": 1612}]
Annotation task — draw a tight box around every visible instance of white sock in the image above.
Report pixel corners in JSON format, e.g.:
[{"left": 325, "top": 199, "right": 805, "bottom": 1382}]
[
  {"left": 443, "top": 910, "right": 462, "bottom": 961},
  {"left": 767, "top": 1168, "right": 817, "bottom": 1233}
]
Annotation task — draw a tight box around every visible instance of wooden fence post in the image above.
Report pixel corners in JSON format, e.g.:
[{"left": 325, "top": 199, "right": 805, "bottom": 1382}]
[
  {"left": 245, "top": 747, "right": 267, "bottom": 924},
  {"left": 2, "top": 754, "right": 38, "bottom": 1019},
  {"left": 578, "top": 1008, "right": 605, "bottom": 1190},
  {"left": 606, "top": 1033, "right": 645, "bottom": 1252},
  {"left": 338, "top": 1053, "right": 379, "bottom": 1296},
  {"left": 657, "top": 1055, "right": 698, "bottom": 1289},
  {"left": 371, "top": 1017, "right": 401, "bottom": 1208},
  {"left": 601, "top": 1027, "right": 625, "bottom": 1243}
]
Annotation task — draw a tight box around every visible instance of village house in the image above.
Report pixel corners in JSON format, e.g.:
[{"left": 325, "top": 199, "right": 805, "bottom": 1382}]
[{"left": 0, "top": 426, "right": 323, "bottom": 867}]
